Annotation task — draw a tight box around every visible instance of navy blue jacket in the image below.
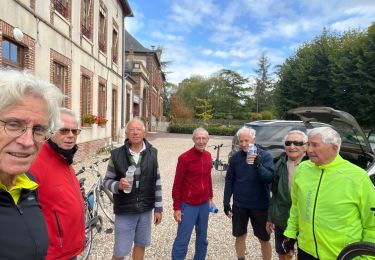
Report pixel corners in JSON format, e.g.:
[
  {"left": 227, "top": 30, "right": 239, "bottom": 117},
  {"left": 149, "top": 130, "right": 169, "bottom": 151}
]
[{"left": 223, "top": 146, "right": 274, "bottom": 210}]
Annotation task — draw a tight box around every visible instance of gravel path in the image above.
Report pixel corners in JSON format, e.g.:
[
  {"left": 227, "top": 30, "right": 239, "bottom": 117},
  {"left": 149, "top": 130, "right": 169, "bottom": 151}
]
[{"left": 74, "top": 133, "right": 277, "bottom": 260}]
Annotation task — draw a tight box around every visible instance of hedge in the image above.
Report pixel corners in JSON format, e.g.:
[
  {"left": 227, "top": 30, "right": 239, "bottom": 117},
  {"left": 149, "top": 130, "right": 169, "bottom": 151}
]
[{"left": 168, "top": 123, "right": 238, "bottom": 136}]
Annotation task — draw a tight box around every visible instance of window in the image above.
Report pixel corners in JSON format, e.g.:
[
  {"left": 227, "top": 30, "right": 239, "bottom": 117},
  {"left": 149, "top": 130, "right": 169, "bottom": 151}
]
[
  {"left": 98, "top": 6, "right": 107, "bottom": 53},
  {"left": 81, "top": 0, "right": 92, "bottom": 39},
  {"left": 53, "top": 62, "right": 68, "bottom": 107},
  {"left": 98, "top": 83, "right": 106, "bottom": 117},
  {"left": 81, "top": 75, "right": 92, "bottom": 123},
  {"left": 54, "top": 0, "right": 69, "bottom": 19},
  {"left": 112, "top": 29, "right": 118, "bottom": 63},
  {"left": 2, "top": 39, "right": 24, "bottom": 69}
]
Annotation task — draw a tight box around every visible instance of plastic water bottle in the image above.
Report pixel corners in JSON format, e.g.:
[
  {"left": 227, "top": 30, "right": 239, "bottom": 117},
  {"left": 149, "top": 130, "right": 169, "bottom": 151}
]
[
  {"left": 123, "top": 165, "right": 136, "bottom": 193},
  {"left": 209, "top": 205, "right": 218, "bottom": 213},
  {"left": 87, "top": 192, "right": 94, "bottom": 210},
  {"left": 247, "top": 144, "right": 257, "bottom": 164}
]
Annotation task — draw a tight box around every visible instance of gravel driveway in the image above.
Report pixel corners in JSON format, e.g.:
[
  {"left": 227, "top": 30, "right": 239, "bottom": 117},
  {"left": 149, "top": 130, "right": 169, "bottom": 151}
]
[{"left": 74, "top": 132, "right": 277, "bottom": 259}]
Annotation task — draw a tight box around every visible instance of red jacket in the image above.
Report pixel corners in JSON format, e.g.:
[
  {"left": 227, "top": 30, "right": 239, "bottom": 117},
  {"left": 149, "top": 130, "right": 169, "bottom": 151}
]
[
  {"left": 172, "top": 147, "right": 213, "bottom": 210},
  {"left": 30, "top": 142, "right": 85, "bottom": 260}
]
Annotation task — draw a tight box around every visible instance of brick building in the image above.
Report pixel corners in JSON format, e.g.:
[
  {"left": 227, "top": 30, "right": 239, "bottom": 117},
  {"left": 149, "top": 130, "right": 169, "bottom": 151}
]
[{"left": 0, "top": 0, "right": 133, "bottom": 161}]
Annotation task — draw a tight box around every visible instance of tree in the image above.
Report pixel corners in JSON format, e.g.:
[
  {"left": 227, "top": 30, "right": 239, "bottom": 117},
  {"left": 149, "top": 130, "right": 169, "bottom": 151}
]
[
  {"left": 253, "top": 53, "right": 274, "bottom": 112},
  {"left": 195, "top": 98, "right": 214, "bottom": 120},
  {"left": 169, "top": 94, "right": 193, "bottom": 120},
  {"left": 162, "top": 82, "right": 178, "bottom": 120}
]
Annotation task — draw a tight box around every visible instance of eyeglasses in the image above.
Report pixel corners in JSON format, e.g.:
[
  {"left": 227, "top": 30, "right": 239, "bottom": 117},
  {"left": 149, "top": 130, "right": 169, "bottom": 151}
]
[
  {"left": 285, "top": 140, "right": 306, "bottom": 146},
  {"left": 58, "top": 128, "right": 81, "bottom": 136},
  {"left": 0, "top": 119, "right": 51, "bottom": 143}
]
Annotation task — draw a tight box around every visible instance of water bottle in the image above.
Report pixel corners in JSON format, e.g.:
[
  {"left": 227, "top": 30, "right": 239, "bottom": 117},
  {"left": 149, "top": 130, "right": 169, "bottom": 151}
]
[
  {"left": 123, "top": 165, "right": 136, "bottom": 194},
  {"left": 87, "top": 192, "right": 94, "bottom": 210},
  {"left": 246, "top": 144, "right": 257, "bottom": 164},
  {"left": 209, "top": 205, "right": 218, "bottom": 213}
]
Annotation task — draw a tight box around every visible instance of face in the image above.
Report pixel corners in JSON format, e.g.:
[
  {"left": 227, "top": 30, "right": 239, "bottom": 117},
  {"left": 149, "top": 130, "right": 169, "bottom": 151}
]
[
  {"left": 193, "top": 131, "right": 209, "bottom": 152},
  {"left": 238, "top": 131, "right": 255, "bottom": 152},
  {"left": 285, "top": 133, "right": 307, "bottom": 161},
  {"left": 307, "top": 134, "right": 338, "bottom": 166},
  {"left": 126, "top": 120, "right": 145, "bottom": 145},
  {"left": 51, "top": 113, "right": 79, "bottom": 150},
  {"left": 0, "top": 94, "right": 49, "bottom": 176}
]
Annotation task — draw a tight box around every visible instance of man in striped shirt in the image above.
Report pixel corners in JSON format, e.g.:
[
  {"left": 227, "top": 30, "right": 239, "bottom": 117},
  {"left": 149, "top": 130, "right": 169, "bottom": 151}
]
[{"left": 104, "top": 117, "right": 162, "bottom": 260}]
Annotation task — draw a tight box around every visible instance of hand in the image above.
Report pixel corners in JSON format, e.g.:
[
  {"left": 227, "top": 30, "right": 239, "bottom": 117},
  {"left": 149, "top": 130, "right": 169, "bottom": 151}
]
[
  {"left": 154, "top": 212, "right": 162, "bottom": 225},
  {"left": 173, "top": 210, "right": 182, "bottom": 223},
  {"left": 266, "top": 221, "right": 274, "bottom": 235},
  {"left": 253, "top": 154, "right": 262, "bottom": 169},
  {"left": 224, "top": 205, "right": 232, "bottom": 217},
  {"left": 282, "top": 238, "right": 296, "bottom": 256},
  {"left": 118, "top": 177, "right": 130, "bottom": 190}
]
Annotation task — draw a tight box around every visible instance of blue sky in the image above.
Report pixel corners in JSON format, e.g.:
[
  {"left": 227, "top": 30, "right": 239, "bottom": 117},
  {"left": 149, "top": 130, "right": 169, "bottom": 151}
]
[{"left": 126, "top": 0, "right": 375, "bottom": 84}]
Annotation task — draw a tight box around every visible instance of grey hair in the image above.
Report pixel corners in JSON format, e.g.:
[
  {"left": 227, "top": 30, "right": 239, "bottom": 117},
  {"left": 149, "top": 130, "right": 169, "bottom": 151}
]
[
  {"left": 236, "top": 127, "right": 256, "bottom": 138},
  {"left": 283, "top": 130, "right": 308, "bottom": 145},
  {"left": 59, "top": 108, "right": 80, "bottom": 128},
  {"left": 192, "top": 127, "right": 209, "bottom": 139},
  {"left": 308, "top": 127, "right": 341, "bottom": 153},
  {"left": 0, "top": 69, "right": 63, "bottom": 130},
  {"left": 126, "top": 117, "right": 146, "bottom": 132}
]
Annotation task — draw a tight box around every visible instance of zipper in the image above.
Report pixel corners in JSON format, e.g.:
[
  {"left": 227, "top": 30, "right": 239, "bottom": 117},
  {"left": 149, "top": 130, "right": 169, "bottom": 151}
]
[
  {"left": 311, "top": 169, "right": 324, "bottom": 259},
  {"left": 54, "top": 211, "right": 63, "bottom": 248}
]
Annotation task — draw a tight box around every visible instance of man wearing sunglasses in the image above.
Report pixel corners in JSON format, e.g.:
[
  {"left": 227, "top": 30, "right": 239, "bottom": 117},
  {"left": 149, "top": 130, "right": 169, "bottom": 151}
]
[
  {"left": 266, "top": 130, "right": 308, "bottom": 260},
  {"left": 30, "top": 108, "right": 85, "bottom": 260}
]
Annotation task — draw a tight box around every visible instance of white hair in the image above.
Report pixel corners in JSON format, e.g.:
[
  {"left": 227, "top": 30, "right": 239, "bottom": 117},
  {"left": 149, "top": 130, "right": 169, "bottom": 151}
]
[
  {"left": 192, "top": 127, "right": 209, "bottom": 139},
  {"left": 236, "top": 127, "right": 256, "bottom": 138},
  {"left": 126, "top": 117, "right": 146, "bottom": 132},
  {"left": 59, "top": 108, "right": 79, "bottom": 127},
  {"left": 308, "top": 127, "right": 341, "bottom": 153},
  {"left": 283, "top": 130, "right": 308, "bottom": 144},
  {"left": 0, "top": 69, "right": 63, "bottom": 130}
]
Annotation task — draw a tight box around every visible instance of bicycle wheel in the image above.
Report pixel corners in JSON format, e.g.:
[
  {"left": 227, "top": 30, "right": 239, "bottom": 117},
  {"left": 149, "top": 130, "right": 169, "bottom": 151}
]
[
  {"left": 337, "top": 242, "right": 375, "bottom": 259},
  {"left": 77, "top": 207, "right": 93, "bottom": 260},
  {"left": 97, "top": 185, "right": 114, "bottom": 224}
]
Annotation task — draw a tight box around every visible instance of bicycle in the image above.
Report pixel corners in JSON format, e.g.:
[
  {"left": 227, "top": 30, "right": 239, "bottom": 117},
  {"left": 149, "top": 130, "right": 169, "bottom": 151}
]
[
  {"left": 210, "top": 144, "right": 229, "bottom": 177},
  {"left": 337, "top": 241, "right": 375, "bottom": 259},
  {"left": 76, "top": 157, "right": 114, "bottom": 260}
]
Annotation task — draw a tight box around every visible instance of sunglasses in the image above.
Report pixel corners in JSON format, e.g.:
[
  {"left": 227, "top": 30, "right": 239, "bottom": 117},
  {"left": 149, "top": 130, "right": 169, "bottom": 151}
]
[
  {"left": 58, "top": 128, "right": 81, "bottom": 136},
  {"left": 284, "top": 140, "right": 305, "bottom": 146}
]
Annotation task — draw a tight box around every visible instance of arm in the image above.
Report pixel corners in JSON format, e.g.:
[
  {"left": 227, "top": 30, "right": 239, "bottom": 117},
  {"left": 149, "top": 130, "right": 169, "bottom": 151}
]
[
  {"left": 223, "top": 156, "right": 235, "bottom": 209},
  {"left": 360, "top": 176, "right": 375, "bottom": 241},
  {"left": 172, "top": 156, "right": 186, "bottom": 211},
  {"left": 284, "top": 169, "right": 299, "bottom": 239},
  {"left": 256, "top": 151, "right": 274, "bottom": 184},
  {"left": 103, "top": 158, "right": 121, "bottom": 194}
]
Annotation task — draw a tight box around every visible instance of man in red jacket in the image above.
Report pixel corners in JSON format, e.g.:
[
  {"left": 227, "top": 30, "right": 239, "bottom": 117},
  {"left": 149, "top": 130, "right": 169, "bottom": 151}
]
[
  {"left": 30, "top": 108, "right": 85, "bottom": 260},
  {"left": 172, "top": 127, "right": 216, "bottom": 260}
]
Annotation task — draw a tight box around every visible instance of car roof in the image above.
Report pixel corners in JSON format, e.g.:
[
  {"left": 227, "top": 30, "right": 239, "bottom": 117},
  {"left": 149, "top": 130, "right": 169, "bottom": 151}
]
[{"left": 245, "top": 120, "right": 304, "bottom": 127}]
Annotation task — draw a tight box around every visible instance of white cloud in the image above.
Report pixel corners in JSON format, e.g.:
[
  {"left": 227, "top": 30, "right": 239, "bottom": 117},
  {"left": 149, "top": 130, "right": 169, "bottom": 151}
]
[{"left": 151, "top": 31, "right": 184, "bottom": 42}]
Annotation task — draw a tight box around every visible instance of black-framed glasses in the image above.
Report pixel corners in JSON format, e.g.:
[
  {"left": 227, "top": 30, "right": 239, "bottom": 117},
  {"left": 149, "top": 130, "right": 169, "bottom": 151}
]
[
  {"left": 285, "top": 140, "right": 306, "bottom": 146},
  {"left": 0, "top": 119, "right": 51, "bottom": 143},
  {"left": 58, "top": 128, "right": 81, "bottom": 136}
]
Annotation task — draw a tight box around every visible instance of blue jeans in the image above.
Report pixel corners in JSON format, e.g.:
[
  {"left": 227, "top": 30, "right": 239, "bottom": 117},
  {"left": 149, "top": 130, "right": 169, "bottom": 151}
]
[{"left": 172, "top": 201, "right": 209, "bottom": 260}]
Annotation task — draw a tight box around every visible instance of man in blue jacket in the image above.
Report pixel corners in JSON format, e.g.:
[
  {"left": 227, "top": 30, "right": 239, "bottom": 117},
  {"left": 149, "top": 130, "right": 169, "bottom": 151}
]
[{"left": 224, "top": 127, "right": 274, "bottom": 260}]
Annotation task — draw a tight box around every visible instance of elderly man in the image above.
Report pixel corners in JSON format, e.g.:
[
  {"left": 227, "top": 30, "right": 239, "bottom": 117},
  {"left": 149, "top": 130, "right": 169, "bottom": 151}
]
[
  {"left": 266, "top": 130, "right": 308, "bottom": 260},
  {"left": 283, "top": 127, "right": 375, "bottom": 259},
  {"left": 30, "top": 108, "right": 85, "bottom": 260},
  {"left": 0, "top": 69, "right": 62, "bottom": 259},
  {"left": 104, "top": 117, "right": 162, "bottom": 260},
  {"left": 224, "top": 127, "right": 274, "bottom": 260},
  {"left": 171, "top": 127, "right": 215, "bottom": 260}
]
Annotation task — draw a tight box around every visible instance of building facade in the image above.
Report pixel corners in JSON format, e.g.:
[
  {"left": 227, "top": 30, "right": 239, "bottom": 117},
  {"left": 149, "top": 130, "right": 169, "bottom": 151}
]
[
  {"left": 0, "top": 0, "right": 133, "bottom": 160},
  {"left": 125, "top": 30, "right": 165, "bottom": 131}
]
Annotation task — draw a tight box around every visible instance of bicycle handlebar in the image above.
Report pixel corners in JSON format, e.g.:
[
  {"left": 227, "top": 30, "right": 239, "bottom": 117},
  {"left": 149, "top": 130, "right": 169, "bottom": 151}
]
[{"left": 75, "top": 157, "right": 110, "bottom": 176}]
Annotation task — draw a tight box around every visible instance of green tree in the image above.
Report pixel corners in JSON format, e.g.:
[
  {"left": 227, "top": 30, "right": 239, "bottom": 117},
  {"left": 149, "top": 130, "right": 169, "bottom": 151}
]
[
  {"left": 195, "top": 98, "right": 214, "bottom": 120},
  {"left": 253, "top": 53, "right": 274, "bottom": 112}
]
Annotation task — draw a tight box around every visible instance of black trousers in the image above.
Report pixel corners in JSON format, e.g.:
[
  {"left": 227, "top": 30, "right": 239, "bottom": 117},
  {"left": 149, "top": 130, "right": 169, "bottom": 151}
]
[{"left": 298, "top": 248, "right": 319, "bottom": 260}]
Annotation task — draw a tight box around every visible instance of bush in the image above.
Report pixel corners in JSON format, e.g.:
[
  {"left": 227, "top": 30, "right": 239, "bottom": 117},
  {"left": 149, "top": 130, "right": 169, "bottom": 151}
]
[{"left": 261, "top": 110, "right": 275, "bottom": 120}]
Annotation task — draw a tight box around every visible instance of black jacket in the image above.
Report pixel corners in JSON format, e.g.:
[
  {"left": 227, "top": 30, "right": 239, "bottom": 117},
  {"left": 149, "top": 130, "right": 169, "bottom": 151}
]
[
  {"left": 0, "top": 173, "right": 49, "bottom": 259},
  {"left": 111, "top": 139, "right": 158, "bottom": 214}
]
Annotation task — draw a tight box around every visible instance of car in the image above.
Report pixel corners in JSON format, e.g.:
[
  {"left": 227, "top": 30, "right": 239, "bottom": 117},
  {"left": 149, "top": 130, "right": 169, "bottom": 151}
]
[{"left": 228, "top": 107, "right": 375, "bottom": 170}]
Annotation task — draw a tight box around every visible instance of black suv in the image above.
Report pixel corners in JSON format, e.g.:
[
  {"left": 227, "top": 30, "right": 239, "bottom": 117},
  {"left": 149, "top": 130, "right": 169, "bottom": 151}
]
[{"left": 229, "top": 107, "right": 374, "bottom": 169}]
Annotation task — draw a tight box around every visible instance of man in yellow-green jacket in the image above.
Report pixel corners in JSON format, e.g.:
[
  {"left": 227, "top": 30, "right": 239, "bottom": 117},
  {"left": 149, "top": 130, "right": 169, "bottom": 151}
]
[{"left": 283, "top": 127, "right": 375, "bottom": 260}]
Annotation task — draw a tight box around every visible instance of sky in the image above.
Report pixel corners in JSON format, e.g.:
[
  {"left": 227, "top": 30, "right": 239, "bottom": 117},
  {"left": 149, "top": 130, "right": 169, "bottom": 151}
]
[{"left": 126, "top": 0, "right": 375, "bottom": 85}]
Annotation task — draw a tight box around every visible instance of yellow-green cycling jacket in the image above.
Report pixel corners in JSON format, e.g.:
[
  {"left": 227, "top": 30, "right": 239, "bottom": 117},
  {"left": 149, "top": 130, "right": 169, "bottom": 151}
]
[{"left": 284, "top": 154, "right": 375, "bottom": 259}]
